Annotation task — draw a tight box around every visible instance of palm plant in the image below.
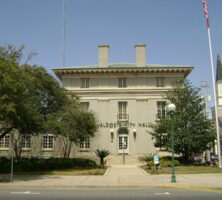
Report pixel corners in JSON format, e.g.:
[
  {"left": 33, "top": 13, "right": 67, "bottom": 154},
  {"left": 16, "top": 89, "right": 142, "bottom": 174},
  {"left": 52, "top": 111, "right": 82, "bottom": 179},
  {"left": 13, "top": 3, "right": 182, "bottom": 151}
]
[{"left": 95, "top": 149, "right": 110, "bottom": 166}]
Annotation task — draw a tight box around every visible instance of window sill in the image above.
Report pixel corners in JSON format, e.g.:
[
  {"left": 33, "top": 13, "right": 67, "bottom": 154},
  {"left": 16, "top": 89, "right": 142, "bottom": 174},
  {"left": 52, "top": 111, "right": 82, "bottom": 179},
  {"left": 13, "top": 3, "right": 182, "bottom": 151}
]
[
  {"left": 79, "top": 149, "right": 90, "bottom": 152},
  {"left": 0, "top": 148, "right": 9, "bottom": 151},
  {"left": 42, "top": 149, "right": 53, "bottom": 152},
  {"left": 22, "top": 148, "right": 31, "bottom": 151}
]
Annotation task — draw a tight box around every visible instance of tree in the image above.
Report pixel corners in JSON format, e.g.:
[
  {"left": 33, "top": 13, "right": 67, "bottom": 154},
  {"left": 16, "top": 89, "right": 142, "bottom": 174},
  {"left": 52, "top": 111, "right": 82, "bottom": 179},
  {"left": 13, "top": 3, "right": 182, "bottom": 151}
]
[
  {"left": 149, "top": 80, "right": 215, "bottom": 161},
  {"left": 0, "top": 45, "right": 69, "bottom": 139},
  {"left": 0, "top": 45, "right": 98, "bottom": 159},
  {"left": 47, "top": 101, "right": 98, "bottom": 158},
  {"left": 95, "top": 149, "right": 110, "bottom": 166},
  {"left": 0, "top": 45, "right": 26, "bottom": 138}
]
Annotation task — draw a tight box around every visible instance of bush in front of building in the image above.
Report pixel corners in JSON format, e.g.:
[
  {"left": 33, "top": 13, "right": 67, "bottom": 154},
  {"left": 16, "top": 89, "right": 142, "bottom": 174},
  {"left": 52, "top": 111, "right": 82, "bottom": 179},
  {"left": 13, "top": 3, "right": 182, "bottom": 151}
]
[
  {"left": 95, "top": 149, "right": 110, "bottom": 167},
  {"left": 146, "top": 156, "right": 180, "bottom": 169},
  {"left": 138, "top": 153, "right": 154, "bottom": 163},
  {"left": 0, "top": 157, "right": 11, "bottom": 173},
  {"left": 0, "top": 157, "right": 98, "bottom": 173}
]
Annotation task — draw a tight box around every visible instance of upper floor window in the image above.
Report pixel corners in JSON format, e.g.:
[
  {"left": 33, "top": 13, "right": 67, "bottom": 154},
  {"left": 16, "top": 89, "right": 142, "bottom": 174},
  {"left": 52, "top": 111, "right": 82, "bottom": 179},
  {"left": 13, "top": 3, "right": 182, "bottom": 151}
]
[
  {"left": 22, "top": 134, "right": 31, "bottom": 150},
  {"left": 42, "top": 134, "right": 53, "bottom": 151},
  {"left": 118, "top": 78, "right": 127, "bottom": 88},
  {"left": 118, "top": 102, "right": 128, "bottom": 120},
  {"left": 0, "top": 134, "right": 10, "bottom": 150},
  {"left": 156, "top": 77, "right": 164, "bottom": 87},
  {"left": 79, "top": 137, "right": 90, "bottom": 150},
  {"left": 157, "top": 101, "right": 166, "bottom": 118},
  {"left": 81, "top": 78, "right": 89, "bottom": 88},
  {"left": 80, "top": 102, "right": 89, "bottom": 111}
]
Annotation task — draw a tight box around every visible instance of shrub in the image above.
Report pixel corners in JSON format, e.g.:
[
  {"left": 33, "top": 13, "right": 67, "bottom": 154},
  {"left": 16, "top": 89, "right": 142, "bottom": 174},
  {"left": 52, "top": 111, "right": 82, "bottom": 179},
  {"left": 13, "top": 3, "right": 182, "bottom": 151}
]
[
  {"left": 0, "top": 157, "right": 11, "bottom": 173},
  {"left": 146, "top": 156, "right": 180, "bottom": 169},
  {"left": 139, "top": 153, "right": 154, "bottom": 162},
  {"left": 0, "top": 157, "right": 98, "bottom": 173},
  {"left": 159, "top": 159, "right": 180, "bottom": 167},
  {"left": 95, "top": 149, "right": 110, "bottom": 166},
  {"left": 147, "top": 160, "right": 154, "bottom": 169}
]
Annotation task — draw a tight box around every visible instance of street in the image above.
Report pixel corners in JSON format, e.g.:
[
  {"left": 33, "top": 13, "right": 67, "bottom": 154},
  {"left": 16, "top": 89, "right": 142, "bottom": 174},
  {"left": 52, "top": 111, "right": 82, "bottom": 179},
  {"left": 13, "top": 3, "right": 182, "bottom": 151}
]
[{"left": 0, "top": 188, "right": 222, "bottom": 200}]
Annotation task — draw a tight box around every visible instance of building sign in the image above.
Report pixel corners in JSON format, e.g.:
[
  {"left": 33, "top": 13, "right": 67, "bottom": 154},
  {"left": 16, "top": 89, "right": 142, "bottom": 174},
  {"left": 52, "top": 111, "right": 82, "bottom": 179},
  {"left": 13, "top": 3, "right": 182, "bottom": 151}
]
[{"left": 97, "top": 122, "right": 149, "bottom": 128}]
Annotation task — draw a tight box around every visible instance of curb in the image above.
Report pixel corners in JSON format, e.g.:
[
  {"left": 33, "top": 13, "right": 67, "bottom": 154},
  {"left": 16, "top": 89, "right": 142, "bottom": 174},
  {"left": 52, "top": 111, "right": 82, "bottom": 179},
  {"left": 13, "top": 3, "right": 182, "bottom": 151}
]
[
  {"left": 138, "top": 166, "right": 150, "bottom": 176},
  {"left": 159, "top": 184, "right": 222, "bottom": 192},
  {"left": 103, "top": 166, "right": 110, "bottom": 176}
]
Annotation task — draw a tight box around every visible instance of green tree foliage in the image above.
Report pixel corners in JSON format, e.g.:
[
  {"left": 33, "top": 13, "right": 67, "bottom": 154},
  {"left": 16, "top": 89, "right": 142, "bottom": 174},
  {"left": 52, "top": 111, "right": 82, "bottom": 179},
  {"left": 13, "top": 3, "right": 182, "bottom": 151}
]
[
  {"left": 0, "top": 45, "right": 98, "bottom": 157},
  {"left": 48, "top": 102, "right": 98, "bottom": 158},
  {"left": 95, "top": 149, "right": 110, "bottom": 166},
  {"left": 0, "top": 45, "right": 26, "bottom": 137},
  {"left": 0, "top": 45, "right": 68, "bottom": 139},
  {"left": 149, "top": 80, "right": 215, "bottom": 161}
]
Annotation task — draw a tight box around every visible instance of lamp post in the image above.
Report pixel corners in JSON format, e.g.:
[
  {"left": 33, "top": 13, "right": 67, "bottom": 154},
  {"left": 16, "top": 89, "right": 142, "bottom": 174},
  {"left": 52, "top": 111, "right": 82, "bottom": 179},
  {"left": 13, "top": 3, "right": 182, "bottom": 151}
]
[{"left": 167, "top": 103, "right": 176, "bottom": 183}]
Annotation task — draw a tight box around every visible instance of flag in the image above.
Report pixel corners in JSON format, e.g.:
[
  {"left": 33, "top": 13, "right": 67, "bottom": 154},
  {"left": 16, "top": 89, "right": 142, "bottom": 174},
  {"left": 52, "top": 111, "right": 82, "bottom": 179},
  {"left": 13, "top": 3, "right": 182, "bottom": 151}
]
[{"left": 202, "top": 0, "right": 210, "bottom": 28}]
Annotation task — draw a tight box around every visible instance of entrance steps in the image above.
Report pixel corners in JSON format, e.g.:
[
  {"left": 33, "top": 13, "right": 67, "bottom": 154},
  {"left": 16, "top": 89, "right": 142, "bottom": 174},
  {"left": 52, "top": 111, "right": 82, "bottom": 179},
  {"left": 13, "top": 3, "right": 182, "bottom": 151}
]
[{"left": 106, "top": 154, "right": 146, "bottom": 166}]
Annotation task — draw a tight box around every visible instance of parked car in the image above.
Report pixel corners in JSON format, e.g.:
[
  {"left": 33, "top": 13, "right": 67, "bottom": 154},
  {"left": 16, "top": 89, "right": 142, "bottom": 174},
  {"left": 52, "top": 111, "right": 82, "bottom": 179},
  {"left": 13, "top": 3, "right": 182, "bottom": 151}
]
[
  {"left": 191, "top": 154, "right": 202, "bottom": 163},
  {"left": 210, "top": 153, "right": 218, "bottom": 163}
]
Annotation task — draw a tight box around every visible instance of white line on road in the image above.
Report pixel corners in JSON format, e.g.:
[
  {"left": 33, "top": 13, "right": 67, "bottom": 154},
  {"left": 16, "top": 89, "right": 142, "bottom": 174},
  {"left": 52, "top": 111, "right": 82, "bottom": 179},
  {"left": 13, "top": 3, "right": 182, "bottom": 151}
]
[
  {"left": 11, "top": 191, "right": 40, "bottom": 195},
  {"left": 154, "top": 192, "right": 171, "bottom": 195}
]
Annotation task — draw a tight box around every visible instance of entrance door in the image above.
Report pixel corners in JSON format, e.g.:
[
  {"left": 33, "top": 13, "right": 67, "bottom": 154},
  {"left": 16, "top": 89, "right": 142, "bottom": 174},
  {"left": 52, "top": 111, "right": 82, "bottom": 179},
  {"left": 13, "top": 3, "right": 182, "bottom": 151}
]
[{"left": 118, "top": 135, "right": 129, "bottom": 154}]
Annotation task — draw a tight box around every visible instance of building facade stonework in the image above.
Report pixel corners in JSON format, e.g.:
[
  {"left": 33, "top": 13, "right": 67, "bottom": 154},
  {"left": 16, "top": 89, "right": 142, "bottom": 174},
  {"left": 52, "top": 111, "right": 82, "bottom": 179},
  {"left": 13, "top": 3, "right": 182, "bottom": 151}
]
[{"left": 53, "top": 44, "right": 193, "bottom": 159}]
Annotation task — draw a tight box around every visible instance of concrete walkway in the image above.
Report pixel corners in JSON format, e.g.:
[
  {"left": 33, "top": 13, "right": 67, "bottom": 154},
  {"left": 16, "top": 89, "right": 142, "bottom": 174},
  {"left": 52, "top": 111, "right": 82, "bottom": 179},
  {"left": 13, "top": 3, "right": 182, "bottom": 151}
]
[{"left": 1, "top": 166, "right": 222, "bottom": 190}]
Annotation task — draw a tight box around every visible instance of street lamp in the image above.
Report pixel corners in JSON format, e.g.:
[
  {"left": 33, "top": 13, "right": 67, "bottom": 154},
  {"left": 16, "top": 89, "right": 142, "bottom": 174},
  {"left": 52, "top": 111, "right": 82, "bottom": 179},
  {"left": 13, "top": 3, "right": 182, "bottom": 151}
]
[{"left": 167, "top": 103, "right": 176, "bottom": 183}]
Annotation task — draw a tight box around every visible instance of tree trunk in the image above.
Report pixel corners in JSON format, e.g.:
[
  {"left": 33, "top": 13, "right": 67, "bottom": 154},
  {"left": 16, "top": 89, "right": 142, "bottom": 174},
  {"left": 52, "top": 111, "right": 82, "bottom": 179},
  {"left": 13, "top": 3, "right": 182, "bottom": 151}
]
[{"left": 100, "top": 157, "right": 104, "bottom": 166}]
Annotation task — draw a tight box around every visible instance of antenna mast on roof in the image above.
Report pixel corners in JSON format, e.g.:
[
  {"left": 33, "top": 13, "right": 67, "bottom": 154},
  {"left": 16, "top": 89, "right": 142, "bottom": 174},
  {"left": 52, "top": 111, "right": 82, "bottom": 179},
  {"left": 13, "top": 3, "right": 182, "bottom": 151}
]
[{"left": 62, "top": 0, "right": 67, "bottom": 67}]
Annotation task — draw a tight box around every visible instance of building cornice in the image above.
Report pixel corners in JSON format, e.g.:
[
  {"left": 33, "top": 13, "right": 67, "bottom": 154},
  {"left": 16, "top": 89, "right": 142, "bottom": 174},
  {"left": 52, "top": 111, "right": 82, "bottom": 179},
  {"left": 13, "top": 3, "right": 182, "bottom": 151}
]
[{"left": 53, "top": 66, "right": 193, "bottom": 80}]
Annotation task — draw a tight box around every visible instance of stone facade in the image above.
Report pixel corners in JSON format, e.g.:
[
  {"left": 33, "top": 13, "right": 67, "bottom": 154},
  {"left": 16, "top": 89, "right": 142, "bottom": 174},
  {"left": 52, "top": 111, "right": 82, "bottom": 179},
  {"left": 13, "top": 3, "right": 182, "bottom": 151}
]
[{"left": 53, "top": 44, "right": 193, "bottom": 161}]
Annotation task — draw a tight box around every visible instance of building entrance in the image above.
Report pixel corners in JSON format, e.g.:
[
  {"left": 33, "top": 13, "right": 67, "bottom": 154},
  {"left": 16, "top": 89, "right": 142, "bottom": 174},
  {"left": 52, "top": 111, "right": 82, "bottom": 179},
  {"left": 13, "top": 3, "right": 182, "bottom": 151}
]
[{"left": 117, "top": 127, "right": 129, "bottom": 154}]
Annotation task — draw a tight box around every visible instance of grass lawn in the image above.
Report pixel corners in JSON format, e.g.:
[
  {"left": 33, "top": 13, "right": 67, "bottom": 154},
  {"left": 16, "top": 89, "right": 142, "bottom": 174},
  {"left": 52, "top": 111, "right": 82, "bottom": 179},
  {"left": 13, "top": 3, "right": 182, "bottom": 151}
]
[
  {"left": 1, "top": 168, "right": 107, "bottom": 176},
  {"left": 142, "top": 165, "right": 222, "bottom": 174}
]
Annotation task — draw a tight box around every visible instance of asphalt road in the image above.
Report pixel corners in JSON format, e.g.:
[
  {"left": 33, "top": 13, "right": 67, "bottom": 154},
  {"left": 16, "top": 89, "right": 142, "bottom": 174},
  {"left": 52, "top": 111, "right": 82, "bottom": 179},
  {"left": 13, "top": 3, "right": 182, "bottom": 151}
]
[{"left": 0, "top": 188, "right": 222, "bottom": 200}]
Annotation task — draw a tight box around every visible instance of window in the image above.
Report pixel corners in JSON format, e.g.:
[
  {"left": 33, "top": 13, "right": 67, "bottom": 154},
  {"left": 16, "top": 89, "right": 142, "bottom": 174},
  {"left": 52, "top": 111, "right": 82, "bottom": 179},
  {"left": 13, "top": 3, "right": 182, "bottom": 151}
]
[
  {"left": 42, "top": 134, "right": 53, "bottom": 150},
  {"left": 22, "top": 134, "right": 31, "bottom": 150},
  {"left": 156, "top": 77, "right": 164, "bottom": 87},
  {"left": 157, "top": 101, "right": 166, "bottom": 118},
  {"left": 79, "top": 137, "right": 90, "bottom": 150},
  {"left": 0, "top": 134, "right": 10, "bottom": 149},
  {"left": 81, "top": 78, "right": 89, "bottom": 88},
  {"left": 118, "top": 78, "right": 127, "bottom": 88},
  {"left": 80, "top": 102, "right": 89, "bottom": 111},
  {"left": 118, "top": 102, "right": 128, "bottom": 120}
]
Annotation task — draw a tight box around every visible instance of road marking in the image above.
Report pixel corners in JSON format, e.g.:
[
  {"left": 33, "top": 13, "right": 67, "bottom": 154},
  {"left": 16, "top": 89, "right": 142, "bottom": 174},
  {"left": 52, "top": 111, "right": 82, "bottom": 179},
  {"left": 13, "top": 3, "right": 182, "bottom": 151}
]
[
  {"left": 154, "top": 192, "right": 171, "bottom": 195},
  {"left": 11, "top": 191, "right": 40, "bottom": 195}
]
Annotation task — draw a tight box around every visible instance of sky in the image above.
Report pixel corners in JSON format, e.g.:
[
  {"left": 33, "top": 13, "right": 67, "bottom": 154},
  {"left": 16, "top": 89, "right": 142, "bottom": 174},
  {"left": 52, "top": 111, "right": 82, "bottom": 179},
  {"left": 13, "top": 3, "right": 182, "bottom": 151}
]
[{"left": 1, "top": 0, "right": 222, "bottom": 102}]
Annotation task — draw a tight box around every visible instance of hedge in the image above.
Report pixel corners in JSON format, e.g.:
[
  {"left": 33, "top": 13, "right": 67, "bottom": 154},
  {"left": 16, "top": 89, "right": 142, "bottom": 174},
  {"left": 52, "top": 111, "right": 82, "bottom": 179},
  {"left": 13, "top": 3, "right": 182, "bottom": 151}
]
[{"left": 0, "top": 157, "right": 98, "bottom": 173}]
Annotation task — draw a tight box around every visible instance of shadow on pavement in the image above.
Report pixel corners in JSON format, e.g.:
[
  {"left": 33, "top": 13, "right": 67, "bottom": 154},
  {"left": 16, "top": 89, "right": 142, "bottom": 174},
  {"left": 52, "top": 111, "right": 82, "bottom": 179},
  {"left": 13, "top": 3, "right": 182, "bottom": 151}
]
[{"left": 0, "top": 174, "right": 63, "bottom": 182}]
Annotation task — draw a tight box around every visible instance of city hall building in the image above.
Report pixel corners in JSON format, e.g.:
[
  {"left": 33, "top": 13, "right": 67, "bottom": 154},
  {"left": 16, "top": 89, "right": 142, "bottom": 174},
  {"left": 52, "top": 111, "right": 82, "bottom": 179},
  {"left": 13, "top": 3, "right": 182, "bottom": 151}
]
[
  {"left": 52, "top": 44, "right": 193, "bottom": 164},
  {"left": 0, "top": 44, "right": 193, "bottom": 164}
]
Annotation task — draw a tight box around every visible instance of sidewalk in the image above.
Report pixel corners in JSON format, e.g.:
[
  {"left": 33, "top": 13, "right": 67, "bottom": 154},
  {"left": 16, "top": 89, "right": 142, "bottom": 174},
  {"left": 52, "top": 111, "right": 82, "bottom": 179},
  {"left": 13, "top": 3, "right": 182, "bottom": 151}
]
[{"left": 1, "top": 166, "right": 222, "bottom": 190}]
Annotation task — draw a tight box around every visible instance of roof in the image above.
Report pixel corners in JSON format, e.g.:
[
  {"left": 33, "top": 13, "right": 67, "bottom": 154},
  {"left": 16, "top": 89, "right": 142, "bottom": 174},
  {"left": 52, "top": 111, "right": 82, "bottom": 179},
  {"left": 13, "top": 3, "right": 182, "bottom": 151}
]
[
  {"left": 52, "top": 63, "right": 194, "bottom": 80},
  {"left": 216, "top": 55, "right": 222, "bottom": 81},
  {"left": 53, "top": 63, "right": 193, "bottom": 70}
]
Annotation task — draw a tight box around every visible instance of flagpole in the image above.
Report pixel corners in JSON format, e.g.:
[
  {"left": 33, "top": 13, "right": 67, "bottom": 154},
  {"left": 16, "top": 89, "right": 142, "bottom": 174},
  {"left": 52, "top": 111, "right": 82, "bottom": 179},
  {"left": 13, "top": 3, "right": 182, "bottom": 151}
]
[{"left": 207, "top": 27, "right": 222, "bottom": 168}]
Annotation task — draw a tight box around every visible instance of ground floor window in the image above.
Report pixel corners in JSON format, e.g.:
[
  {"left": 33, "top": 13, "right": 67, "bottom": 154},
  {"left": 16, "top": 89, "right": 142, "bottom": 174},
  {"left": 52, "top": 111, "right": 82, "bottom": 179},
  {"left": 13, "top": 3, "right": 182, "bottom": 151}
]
[
  {"left": 22, "top": 134, "right": 31, "bottom": 150},
  {"left": 42, "top": 134, "right": 53, "bottom": 150},
  {"left": 0, "top": 134, "right": 10, "bottom": 150},
  {"left": 79, "top": 137, "right": 90, "bottom": 150}
]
